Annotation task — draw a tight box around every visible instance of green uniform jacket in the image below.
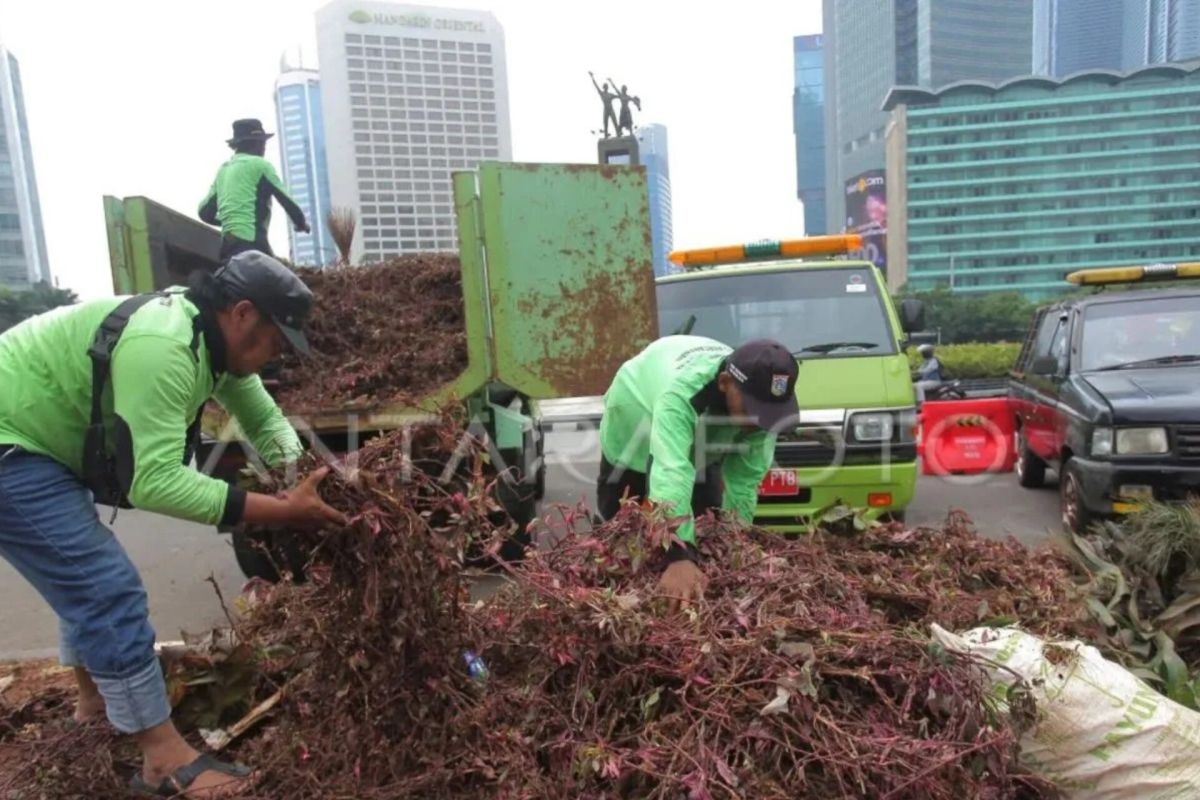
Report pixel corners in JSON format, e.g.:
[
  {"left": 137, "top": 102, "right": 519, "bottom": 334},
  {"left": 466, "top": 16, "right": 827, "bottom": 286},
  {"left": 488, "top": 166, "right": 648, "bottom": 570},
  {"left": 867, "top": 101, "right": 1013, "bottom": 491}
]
[
  {"left": 0, "top": 290, "right": 302, "bottom": 525},
  {"left": 198, "top": 153, "right": 306, "bottom": 243},
  {"left": 599, "top": 335, "right": 776, "bottom": 544}
]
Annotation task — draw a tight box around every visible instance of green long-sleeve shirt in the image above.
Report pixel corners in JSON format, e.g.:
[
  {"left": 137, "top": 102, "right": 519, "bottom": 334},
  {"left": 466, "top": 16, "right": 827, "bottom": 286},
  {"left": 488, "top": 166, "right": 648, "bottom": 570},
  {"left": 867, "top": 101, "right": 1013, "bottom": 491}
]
[
  {"left": 598, "top": 335, "right": 776, "bottom": 544},
  {"left": 0, "top": 290, "right": 301, "bottom": 525},
  {"left": 198, "top": 153, "right": 307, "bottom": 243}
]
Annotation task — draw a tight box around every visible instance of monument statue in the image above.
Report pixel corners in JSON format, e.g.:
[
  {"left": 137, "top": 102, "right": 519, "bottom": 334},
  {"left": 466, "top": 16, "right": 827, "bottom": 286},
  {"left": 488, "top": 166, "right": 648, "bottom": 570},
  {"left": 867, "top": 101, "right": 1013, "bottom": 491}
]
[
  {"left": 589, "top": 71, "right": 619, "bottom": 138},
  {"left": 610, "top": 79, "right": 641, "bottom": 138}
]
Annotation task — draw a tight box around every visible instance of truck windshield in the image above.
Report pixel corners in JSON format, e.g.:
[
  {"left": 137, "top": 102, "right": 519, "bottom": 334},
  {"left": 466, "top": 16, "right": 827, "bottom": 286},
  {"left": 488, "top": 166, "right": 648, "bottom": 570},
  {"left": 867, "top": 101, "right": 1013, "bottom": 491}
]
[
  {"left": 657, "top": 267, "right": 896, "bottom": 357},
  {"left": 1081, "top": 295, "right": 1200, "bottom": 371}
]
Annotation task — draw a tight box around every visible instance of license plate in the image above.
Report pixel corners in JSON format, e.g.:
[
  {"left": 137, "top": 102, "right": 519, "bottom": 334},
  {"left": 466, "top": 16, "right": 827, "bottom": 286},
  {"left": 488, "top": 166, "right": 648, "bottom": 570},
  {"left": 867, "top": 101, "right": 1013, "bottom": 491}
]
[{"left": 759, "top": 468, "right": 801, "bottom": 497}]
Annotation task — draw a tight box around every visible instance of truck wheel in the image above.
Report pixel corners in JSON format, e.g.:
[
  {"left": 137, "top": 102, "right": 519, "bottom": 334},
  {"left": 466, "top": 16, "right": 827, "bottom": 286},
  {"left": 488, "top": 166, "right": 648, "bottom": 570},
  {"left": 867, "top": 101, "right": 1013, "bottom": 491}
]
[
  {"left": 231, "top": 527, "right": 308, "bottom": 583},
  {"left": 1060, "top": 460, "right": 1094, "bottom": 535},
  {"left": 1016, "top": 434, "right": 1047, "bottom": 488}
]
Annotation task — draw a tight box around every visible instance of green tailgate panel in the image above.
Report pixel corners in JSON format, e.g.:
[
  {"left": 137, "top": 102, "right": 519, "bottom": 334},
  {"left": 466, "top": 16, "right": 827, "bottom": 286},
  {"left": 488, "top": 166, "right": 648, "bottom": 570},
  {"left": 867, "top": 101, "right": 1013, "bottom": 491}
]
[
  {"left": 477, "top": 163, "right": 658, "bottom": 399},
  {"left": 104, "top": 196, "right": 222, "bottom": 294}
]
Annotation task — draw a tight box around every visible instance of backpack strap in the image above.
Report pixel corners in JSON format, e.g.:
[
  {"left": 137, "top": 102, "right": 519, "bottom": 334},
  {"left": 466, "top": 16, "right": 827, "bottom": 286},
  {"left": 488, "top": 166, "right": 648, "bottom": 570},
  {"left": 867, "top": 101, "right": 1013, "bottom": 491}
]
[{"left": 83, "top": 293, "right": 164, "bottom": 506}]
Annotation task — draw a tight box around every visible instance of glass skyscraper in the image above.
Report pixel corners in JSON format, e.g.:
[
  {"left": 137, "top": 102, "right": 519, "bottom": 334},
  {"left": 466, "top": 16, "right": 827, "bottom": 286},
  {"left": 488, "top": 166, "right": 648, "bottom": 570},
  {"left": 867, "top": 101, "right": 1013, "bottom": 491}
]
[
  {"left": 885, "top": 64, "right": 1200, "bottom": 299},
  {"left": 1035, "top": 0, "right": 1200, "bottom": 77},
  {"left": 0, "top": 43, "right": 49, "bottom": 290},
  {"left": 822, "top": 0, "right": 1034, "bottom": 230},
  {"left": 315, "top": 0, "right": 513, "bottom": 263},
  {"left": 634, "top": 123, "right": 674, "bottom": 278},
  {"left": 793, "top": 34, "right": 826, "bottom": 235},
  {"left": 275, "top": 68, "right": 335, "bottom": 266}
]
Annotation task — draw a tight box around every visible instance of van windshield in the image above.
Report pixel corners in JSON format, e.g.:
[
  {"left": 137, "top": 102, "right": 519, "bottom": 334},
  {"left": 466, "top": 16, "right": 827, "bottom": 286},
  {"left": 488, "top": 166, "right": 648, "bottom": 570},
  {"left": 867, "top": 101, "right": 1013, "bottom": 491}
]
[{"left": 657, "top": 267, "right": 896, "bottom": 358}]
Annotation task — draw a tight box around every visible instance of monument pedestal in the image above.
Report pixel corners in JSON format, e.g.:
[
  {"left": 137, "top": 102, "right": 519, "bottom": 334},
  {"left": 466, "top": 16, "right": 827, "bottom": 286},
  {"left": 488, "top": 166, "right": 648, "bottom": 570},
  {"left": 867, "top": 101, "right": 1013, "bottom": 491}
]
[{"left": 598, "top": 135, "right": 640, "bottom": 166}]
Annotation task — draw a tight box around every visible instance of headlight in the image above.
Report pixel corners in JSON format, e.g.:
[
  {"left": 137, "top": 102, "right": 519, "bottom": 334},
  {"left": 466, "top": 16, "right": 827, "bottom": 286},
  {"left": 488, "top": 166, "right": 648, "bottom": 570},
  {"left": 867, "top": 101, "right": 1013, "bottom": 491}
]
[
  {"left": 1116, "top": 427, "right": 1169, "bottom": 455},
  {"left": 1091, "top": 427, "right": 1113, "bottom": 457},
  {"left": 851, "top": 412, "right": 895, "bottom": 442}
]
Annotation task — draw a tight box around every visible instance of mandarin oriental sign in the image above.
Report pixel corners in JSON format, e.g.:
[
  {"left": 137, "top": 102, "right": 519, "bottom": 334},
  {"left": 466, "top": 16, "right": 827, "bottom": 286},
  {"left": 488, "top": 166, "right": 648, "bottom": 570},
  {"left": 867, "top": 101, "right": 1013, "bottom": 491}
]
[{"left": 349, "top": 9, "right": 485, "bottom": 32}]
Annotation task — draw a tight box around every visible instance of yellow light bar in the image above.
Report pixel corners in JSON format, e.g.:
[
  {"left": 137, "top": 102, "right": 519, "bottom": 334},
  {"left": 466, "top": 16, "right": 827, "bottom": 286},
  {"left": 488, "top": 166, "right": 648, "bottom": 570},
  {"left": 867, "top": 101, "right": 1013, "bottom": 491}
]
[
  {"left": 669, "top": 234, "right": 864, "bottom": 268},
  {"left": 1066, "top": 262, "right": 1200, "bottom": 286}
]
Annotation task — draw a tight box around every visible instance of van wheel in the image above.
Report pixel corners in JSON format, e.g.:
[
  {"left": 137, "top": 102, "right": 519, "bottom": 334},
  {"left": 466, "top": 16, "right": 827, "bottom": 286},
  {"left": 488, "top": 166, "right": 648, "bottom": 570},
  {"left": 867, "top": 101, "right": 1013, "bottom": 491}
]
[
  {"left": 1060, "top": 461, "right": 1094, "bottom": 535},
  {"left": 1016, "top": 434, "right": 1047, "bottom": 488}
]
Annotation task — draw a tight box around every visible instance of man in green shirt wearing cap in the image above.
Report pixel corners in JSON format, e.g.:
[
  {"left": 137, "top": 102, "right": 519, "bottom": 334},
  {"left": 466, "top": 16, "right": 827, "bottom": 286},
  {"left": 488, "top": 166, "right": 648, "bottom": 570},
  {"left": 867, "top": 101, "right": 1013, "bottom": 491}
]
[
  {"left": 199, "top": 118, "right": 310, "bottom": 262},
  {"left": 597, "top": 336, "right": 799, "bottom": 608},
  {"left": 0, "top": 251, "right": 343, "bottom": 797}
]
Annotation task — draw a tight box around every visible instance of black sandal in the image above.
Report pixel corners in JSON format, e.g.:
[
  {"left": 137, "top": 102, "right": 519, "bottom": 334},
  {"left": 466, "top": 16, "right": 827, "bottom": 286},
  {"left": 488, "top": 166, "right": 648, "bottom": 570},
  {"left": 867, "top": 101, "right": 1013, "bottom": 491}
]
[{"left": 129, "top": 753, "right": 253, "bottom": 797}]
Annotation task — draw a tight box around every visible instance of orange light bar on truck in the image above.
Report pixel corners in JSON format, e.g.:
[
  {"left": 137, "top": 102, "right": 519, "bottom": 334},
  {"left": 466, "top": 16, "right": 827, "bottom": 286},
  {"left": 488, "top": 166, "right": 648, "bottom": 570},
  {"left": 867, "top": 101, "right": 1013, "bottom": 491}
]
[
  {"left": 669, "top": 234, "right": 864, "bottom": 268},
  {"left": 1066, "top": 262, "right": 1200, "bottom": 286}
]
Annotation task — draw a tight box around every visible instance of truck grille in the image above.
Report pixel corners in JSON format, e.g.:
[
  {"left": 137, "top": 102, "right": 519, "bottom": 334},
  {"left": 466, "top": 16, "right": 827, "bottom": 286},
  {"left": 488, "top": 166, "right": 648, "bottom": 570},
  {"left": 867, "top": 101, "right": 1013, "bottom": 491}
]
[
  {"left": 1177, "top": 426, "right": 1200, "bottom": 458},
  {"left": 774, "top": 423, "right": 844, "bottom": 468}
]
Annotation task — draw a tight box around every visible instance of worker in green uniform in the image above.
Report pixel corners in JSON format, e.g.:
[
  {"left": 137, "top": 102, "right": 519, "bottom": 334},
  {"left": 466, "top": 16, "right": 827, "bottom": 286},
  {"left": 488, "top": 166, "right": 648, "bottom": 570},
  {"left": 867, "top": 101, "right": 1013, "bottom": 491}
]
[
  {"left": 199, "top": 118, "right": 310, "bottom": 262},
  {"left": 597, "top": 336, "right": 799, "bottom": 607},
  {"left": 0, "top": 251, "right": 344, "bottom": 798}
]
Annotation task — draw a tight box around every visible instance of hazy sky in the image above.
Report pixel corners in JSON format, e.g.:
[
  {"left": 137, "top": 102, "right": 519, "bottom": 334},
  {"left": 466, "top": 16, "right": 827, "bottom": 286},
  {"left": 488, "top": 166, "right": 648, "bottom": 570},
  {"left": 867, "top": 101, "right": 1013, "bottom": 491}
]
[{"left": 1, "top": 0, "right": 821, "bottom": 298}]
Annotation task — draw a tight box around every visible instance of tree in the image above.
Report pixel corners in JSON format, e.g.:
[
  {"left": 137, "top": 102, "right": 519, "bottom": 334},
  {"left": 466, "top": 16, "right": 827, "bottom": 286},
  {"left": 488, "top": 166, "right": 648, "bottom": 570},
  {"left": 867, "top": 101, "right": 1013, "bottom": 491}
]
[
  {"left": 0, "top": 283, "right": 80, "bottom": 334},
  {"left": 895, "top": 286, "right": 1035, "bottom": 344}
]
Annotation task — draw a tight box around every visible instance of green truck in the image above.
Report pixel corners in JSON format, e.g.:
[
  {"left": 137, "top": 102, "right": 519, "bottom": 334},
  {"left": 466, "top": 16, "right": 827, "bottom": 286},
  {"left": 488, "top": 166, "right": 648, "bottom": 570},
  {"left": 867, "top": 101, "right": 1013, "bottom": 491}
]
[
  {"left": 104, "top": 162, "right": 659, "bottom": 577},
  {"left": 656, "top": 237, "right": 925, "bottom": 529}
]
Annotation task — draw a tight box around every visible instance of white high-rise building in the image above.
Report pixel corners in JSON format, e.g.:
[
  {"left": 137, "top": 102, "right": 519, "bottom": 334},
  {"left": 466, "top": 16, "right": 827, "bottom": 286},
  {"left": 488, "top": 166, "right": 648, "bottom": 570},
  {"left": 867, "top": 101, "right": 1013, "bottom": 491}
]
[
  {"left": 315, "top": 1, "right": 513, "bottom": 263},
  {"left": 0, "top": 43, "right": 50, "bottom": 290}
]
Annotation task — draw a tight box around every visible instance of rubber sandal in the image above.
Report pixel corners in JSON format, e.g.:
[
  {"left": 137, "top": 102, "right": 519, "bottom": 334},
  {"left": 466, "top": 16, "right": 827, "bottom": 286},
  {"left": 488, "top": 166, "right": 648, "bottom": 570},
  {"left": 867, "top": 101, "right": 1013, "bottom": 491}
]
[{"left": 129, "top": 753, "right": 252, "bottom": 797}]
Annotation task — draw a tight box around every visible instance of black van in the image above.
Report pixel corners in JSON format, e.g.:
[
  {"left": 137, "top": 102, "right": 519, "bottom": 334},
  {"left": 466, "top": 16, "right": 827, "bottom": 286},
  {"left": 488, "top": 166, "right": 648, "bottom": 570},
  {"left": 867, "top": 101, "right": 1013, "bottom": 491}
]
[{"left": 1009, "top": 282, "right": 1200, "bottom": 533}]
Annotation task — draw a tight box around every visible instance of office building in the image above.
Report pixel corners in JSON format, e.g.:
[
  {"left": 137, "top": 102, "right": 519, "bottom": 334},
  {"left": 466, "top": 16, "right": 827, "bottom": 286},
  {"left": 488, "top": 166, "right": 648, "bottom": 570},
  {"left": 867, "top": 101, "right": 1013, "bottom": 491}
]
[
  {"left": 315, "top": 0, "right": 513, "bottom": 263},
  {"left": 634, "top": 123, "right": 674, "bottom": 278},
  {"left": 884, "top": 64, "right": 1200, "bottom": 299},
  {"left": 275, "top": 67, "right": 335, "bottom": 265},
  {"left": 793, "top": 34, "right": 826, "bottom": 235},
  {"left": 822, "top": 0, "right": 1034, "bottom": 230},
  {"left": 1035, "top": 0, "right": 1200, "bottom": 76},
  {"left": 0, "top": 44, "right": 50, "bottom": 290}
]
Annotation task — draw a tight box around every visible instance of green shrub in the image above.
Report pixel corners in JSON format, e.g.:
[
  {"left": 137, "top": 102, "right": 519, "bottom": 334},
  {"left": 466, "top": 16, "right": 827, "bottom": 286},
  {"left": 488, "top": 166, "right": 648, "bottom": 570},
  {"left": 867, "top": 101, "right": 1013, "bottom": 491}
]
[{"left": 908, "top": 342, "right": 1020, "bottom": 379}]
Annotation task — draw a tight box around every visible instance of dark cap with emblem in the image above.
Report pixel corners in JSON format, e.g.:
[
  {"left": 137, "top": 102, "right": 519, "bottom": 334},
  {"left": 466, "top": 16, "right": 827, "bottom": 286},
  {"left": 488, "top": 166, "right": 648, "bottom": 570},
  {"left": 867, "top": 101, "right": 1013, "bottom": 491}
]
[
  {"left": 214, "top": 251, "right": 313, "bottom": 354},
  {"left": 725, "top": 339, "right": 800, "bottom": 432},
  {"left": 226, "top": 118, "right": 275, "bottom": 148}
]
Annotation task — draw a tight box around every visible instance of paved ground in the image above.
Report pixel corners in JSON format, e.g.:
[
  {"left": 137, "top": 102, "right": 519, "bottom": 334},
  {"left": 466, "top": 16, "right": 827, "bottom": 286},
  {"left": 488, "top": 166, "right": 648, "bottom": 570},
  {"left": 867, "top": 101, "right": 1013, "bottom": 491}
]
[{"left": 0, "top": 432, "right": 1063, "bottom": 658}]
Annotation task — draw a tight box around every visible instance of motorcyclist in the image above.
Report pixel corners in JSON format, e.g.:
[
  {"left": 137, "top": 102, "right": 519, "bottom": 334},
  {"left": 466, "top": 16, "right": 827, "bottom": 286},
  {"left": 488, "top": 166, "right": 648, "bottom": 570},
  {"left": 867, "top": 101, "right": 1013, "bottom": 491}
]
[{"left": 913, "top": 343, "right": 943, "bottom": 404}]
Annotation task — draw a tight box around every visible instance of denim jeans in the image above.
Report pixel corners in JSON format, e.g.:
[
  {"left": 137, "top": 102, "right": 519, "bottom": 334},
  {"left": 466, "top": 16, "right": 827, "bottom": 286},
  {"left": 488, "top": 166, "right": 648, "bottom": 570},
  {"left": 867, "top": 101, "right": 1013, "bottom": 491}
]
[{"left": 0, "top": 447, "right": 170, "bottom": 734}]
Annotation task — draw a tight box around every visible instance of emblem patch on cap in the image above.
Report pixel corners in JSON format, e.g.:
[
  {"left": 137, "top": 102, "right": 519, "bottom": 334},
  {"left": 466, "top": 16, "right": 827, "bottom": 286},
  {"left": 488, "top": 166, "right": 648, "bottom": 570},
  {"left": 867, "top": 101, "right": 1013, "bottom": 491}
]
[{"left": 771, "top": 374, "right": 790, "bottom": 398}]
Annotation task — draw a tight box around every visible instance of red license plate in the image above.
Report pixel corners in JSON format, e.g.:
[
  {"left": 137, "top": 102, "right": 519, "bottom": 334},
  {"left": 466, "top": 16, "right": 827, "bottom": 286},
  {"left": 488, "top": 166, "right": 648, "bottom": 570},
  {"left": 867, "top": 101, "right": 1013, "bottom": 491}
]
[{"left": 759, "top": 469, "right": 801, "bottom": 497}]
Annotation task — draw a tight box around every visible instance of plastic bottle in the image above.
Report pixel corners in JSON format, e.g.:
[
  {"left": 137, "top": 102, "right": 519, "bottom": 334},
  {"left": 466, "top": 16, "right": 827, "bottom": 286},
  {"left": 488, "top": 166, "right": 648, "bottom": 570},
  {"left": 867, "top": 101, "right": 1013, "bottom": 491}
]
[{"left": 463, "top": 650, "right": 489, "bottom": 685}]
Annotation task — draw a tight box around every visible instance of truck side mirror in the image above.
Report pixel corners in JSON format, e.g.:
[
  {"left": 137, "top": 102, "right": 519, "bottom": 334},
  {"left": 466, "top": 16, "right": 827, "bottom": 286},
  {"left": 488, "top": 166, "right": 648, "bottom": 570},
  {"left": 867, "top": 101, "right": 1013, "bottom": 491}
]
[
  {"left": 899, "top": 299, "right": 926, "bottom": 333},
  {"left": 1031, "top": 355, "right": 1059, "bottom": 376}
]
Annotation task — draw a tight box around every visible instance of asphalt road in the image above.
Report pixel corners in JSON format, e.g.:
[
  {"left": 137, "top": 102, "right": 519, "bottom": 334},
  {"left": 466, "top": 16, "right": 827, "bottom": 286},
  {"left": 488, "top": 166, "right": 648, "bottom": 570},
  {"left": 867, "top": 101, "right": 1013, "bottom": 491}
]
[{"left": 0, "top": 432, "right": 1062, "bottom": 659}]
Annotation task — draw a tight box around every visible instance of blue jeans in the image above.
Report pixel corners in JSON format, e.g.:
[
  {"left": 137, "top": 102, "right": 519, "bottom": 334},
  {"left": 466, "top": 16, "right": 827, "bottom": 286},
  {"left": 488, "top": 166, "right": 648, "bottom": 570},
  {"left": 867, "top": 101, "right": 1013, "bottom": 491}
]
[{"left": 0, "top": 447, "right": 170, "bottom": 734}]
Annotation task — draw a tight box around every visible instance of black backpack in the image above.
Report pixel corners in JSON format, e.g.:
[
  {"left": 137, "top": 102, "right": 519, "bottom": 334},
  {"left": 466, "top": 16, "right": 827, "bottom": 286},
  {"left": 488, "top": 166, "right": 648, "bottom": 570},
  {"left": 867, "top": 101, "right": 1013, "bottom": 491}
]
[{"left": 81, "top": 292, "right": 206, "bottom": 509}]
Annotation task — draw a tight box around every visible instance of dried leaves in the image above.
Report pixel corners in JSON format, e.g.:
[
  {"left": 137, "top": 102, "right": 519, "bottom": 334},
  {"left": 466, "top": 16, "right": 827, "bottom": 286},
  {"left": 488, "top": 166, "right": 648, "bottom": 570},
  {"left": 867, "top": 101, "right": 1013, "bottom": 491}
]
[
  {"left": 274, "top": 256, "right": 468, "bottom": 413},
  {"left": 2, "top": 425, "right": 1088, "bottom": 799}
]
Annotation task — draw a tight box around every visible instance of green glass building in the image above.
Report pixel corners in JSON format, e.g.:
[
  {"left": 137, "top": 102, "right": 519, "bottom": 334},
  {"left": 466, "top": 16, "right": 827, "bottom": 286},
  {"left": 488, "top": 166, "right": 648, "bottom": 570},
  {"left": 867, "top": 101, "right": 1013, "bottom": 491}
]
[{"left": 884, "top": 63, "right": 1200, "bottom": 299}]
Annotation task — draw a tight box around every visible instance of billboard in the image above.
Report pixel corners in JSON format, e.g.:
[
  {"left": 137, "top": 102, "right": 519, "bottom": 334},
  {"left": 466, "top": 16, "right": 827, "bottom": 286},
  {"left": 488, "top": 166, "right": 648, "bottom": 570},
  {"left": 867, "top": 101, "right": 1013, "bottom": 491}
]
[{"left": 844, "top": 169, "right": 887, "bottom": 273}]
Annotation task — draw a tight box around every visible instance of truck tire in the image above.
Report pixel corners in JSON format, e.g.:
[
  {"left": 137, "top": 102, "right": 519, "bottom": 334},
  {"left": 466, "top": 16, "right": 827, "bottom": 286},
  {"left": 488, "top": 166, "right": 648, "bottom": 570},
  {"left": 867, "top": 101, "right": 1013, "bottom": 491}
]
[
  {"left": 1015, "top": 434, "right": 1047, "bottom": 489},
  {"left": 231, "top": 527, "right": 308, "bottom": 583},
  {"left": 1060, "top": 460, "right": 1094, "bottom": 536}
]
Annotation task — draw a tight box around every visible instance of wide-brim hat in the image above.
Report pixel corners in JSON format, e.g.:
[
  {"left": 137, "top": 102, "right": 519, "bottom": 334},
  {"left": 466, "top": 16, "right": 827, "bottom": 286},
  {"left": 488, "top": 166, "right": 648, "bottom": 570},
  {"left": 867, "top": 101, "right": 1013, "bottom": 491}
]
[{"left": 227, "top": 118, "right": 275, "bottom": 147}]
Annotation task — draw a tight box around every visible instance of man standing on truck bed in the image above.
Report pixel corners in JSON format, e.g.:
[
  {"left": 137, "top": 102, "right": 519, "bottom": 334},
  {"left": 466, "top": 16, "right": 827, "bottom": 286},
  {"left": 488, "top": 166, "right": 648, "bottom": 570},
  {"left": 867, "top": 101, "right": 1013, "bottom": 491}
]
[
  {"left": 0, "top": 251, "right": 345, "bottom": 798},
  {"left": 597, "top": 336, "right": 799, "bottom": 608},
  {"left": 199, "top": 118, "right": 310, "bottom": 262}
]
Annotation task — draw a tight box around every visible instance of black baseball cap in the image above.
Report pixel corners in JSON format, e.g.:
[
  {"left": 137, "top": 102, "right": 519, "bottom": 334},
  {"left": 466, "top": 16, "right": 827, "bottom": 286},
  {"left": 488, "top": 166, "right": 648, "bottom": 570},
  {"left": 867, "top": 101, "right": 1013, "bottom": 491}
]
[
  {"left": 214, "top": 251, "right": 313, "bottom": 354},
  {"left": 725, "top": 339, "right": 800, "bottom": 432}
]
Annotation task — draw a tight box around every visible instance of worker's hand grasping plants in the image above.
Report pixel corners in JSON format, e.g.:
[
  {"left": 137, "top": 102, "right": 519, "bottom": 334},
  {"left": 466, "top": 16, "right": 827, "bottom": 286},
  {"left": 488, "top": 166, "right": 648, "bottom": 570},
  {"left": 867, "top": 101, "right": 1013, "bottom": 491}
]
[
  {"left": 657, "top": 558, "right": 707, "bottom": 612},
  {"left": 244, "top": 466, "right": 347, "bottom": 528}
]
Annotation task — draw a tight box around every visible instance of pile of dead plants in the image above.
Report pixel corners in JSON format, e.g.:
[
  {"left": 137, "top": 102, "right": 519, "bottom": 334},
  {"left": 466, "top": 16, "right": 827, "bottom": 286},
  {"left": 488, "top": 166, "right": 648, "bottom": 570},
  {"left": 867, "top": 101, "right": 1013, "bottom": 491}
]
[
  {"left": 273, "top": 256, "right": 468, "bottom": 413},
  {"left": 2, "top": 423, "right": 1091, "bottom": 799}
]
